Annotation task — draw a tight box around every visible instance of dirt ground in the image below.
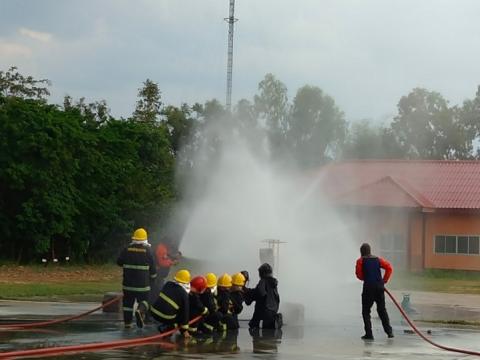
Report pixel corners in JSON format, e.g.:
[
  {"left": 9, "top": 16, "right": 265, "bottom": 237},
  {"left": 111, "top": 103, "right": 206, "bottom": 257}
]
[{"left": 0, "top": 264, "right": 121, "bottom": 284}]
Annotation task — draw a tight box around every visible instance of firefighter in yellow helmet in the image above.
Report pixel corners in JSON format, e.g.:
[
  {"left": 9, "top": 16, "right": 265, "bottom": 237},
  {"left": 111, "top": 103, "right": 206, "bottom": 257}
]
[
  {"left": 117, "top": 228, "right": 156, "bottom": 329},
  {"left": 230, "top": 272, "right": 246, "bottom": 323},
  {"left": 216, "top": 273, "right": 238, "bottom": 331},
  {"left": 199, "top": 272, "right": 222, "bottom": 333},
  {"left": 149, "top": 269, "right": 191, "bottom": 337}
]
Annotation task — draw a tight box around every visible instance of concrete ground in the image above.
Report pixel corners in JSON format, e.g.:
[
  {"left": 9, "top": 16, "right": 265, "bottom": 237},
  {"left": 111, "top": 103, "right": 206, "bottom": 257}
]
[
  {"left": 0, "top": 293, "right": 479, "bottom": 359},
  {"left": 391, "top": 290, "right": 480, "bottom": 322}
]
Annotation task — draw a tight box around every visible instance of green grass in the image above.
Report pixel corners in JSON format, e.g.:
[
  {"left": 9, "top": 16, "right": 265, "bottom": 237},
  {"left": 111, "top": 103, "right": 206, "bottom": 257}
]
[
  {"left": 390, "top": 270, "right": 480, "bottom": 294},
  {"left": 0, "top": 281, "right": 121, "bottom": 301},
  {"left": 0, "top": 263, "right": 122, "bottom": 301}
]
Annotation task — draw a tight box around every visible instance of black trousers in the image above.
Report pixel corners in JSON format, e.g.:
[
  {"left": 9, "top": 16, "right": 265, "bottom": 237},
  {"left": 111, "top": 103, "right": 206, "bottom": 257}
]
[
  {"left": 148, "top": 276, "right": 166, "bottom": 304},
  {"left": 249, "top": 308, "right": 276, "bottom": 329},
  {"left": 203, "top": 311, "right": 222, "bottom": 331},
  {"left": 122, "top": 290, "right": 149, "bottom": 324},
  {"left": 361, "top": 285, "right": 392, "bottom": 336}
]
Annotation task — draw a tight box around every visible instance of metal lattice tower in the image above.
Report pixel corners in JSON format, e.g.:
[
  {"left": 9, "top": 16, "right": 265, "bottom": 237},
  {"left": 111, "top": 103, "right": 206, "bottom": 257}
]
[{"left": 225, "top": 0, "right": 237, "bottom": 112}]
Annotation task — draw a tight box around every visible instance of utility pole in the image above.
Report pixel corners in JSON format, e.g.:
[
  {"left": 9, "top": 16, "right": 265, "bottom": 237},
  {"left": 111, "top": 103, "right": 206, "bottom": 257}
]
[{"left": 225, "top": 0, "right": 237, "bottom": 112}]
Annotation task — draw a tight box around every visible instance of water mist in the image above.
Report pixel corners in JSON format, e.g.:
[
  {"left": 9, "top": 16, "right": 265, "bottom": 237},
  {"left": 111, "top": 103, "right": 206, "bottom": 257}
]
[{"left": 172, "top": 120, "right": 360, "bottom": 323}]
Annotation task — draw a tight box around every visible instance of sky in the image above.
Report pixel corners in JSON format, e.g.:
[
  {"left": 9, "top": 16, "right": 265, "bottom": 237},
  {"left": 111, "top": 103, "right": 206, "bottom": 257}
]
[{"left": 1, "top": 0, "right": 480, "bottom": 123}]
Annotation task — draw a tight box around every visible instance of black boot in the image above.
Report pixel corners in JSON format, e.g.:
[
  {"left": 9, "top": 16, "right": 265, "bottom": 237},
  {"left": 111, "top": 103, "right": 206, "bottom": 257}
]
[{"left": 361, "top": 334, "right": 374, "bottom": 340}]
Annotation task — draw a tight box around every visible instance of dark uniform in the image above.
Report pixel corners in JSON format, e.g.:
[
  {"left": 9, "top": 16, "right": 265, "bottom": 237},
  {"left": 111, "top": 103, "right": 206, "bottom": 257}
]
[
  {"left": 245, "top": 264, "right": 280, "bottom": 329},
  {"left": 217, "top": 287, "right": 238, "bottom": 330},
  {"left": 188, "top": 292, "right": 209, "bottom": 334},
  {"left": 355, "top": 254, "right": 393, "bottom": 339},
  {"left": 200, "top": 288, "right": 222, "bottom": 332},
  {"left": 230, "top": 288, "right": 244, "bottom": 328},
  {"left": 150, "top": 281, "right": 189, "bottom": 333},
  {"left": 117, "top": 242, "right": 156, "bottom": 325}
]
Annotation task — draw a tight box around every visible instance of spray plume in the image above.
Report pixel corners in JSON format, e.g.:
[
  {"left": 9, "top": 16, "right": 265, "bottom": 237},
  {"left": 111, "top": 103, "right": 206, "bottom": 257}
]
[{"left": 170, "top": 117, "right": 359, "bottom": 321}]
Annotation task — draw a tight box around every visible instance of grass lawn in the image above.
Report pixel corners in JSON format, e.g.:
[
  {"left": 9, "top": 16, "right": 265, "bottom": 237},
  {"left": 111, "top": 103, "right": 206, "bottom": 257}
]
[
  {"left": 390, "top": 269, "right": 480, "bottom": 295},
  {"left": 0, "top": 263, "right": 122, "bottom": 301},
  {"left": 1, "top": 264, "right": 480, "bottom": 301}
]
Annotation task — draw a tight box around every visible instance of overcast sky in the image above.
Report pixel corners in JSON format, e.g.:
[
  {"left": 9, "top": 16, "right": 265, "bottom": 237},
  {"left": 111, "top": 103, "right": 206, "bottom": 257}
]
[{"left": 1, "top": 0, "right": 480, "bottom": 123}]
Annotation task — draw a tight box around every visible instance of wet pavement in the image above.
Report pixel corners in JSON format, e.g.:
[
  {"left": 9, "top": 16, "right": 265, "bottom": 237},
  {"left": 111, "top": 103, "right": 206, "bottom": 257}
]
[{"left": 0, "top": 300, "right": 479, "bottom": 359}]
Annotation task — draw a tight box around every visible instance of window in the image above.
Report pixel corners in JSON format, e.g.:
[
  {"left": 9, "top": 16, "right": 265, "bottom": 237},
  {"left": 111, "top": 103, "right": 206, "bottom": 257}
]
[
  {"left": 457, "top": 236, "right": 468, "bottom": 254},
  {"left": 445, "top": 236, "right": 456, "bottom": 253},
  {"left": 435, "top": 236, "right": 445, "bottom": 253},
  {"left": 469, "top": 237, "right": 480, "bottom": 255},
  {"left": 434, "top": 235, "right": 480, "bottom": 255}
]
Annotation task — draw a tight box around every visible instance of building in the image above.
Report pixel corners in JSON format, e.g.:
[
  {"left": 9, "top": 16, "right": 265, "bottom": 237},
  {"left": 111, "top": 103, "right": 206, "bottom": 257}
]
[{"left": 316, "top": 160, "right": 480, "bottom": 272}]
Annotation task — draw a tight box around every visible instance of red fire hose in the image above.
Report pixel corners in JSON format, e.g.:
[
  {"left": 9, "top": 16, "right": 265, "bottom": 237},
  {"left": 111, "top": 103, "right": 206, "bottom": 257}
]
[
  {"left": 385, "top": 288, "right": 480, "bottom": 357},
  {"left": 0, "top": 315, "right": 202, "bottom": 359},
  {"left": 0, "top": 295, "right": 122, "bottom": 330}
]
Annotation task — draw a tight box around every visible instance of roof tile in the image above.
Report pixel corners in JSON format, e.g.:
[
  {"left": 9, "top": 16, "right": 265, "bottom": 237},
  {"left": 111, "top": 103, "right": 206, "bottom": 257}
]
[{"left": 316, "top": 160, "right": 480, "bottom": 209}]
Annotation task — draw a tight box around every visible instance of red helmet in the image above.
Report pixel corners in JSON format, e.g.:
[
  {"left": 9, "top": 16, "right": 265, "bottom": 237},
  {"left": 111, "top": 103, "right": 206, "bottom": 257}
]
[{"left": 190, "top": 276, "right": 208, "bottom": 293}]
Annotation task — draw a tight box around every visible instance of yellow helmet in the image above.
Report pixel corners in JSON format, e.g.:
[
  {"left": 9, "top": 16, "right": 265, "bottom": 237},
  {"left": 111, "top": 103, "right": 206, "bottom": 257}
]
[
  {"left": 132, "top": 228, "right": 148, "bottom": 241},
  {"left": 218, "top": 273, "right": 232, "bottom": 288},
  {"left": 205, "top": 273, "right": 217, "bottom": 288},
  {"left": 232, "top": 272, "right": 246, "bottom": 286},
  {"left": 174, "top": 269, "right": 191, "bottom": 284}
]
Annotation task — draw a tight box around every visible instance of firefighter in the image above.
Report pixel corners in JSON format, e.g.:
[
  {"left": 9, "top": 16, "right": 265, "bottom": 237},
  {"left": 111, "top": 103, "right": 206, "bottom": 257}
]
[
  {"left": 150, "top": 239, "right": 181, "bottom": 304},
  {"left": 200, "top": 272, "right": 222, "bottom": 332},
  {"left": 188, "top": 276, "right": 209, "bottom": 334},
  {"left": 150, "top": 269, "right": 191, "bottom": 337},
  {"left": 355, "top": 242, "right": 394, "bottom": 340},
  {"left": 230, "top": 272, "right": 246, "bottom": 327},
  {"left": 217, "top": 273, "right": 238, "bottom": 330},
  {"left": 245, "top": 263, "right": 281, "bottom": 330},
  {"left": 117, "top": 228, "right": 156, "bottom": 329}
]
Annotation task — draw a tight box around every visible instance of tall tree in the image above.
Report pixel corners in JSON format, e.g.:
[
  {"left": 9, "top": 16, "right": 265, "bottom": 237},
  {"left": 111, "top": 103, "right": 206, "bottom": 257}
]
[
  {"left": 0, "top": 66, "right": 50, "bottom": 100},
  {"left": 133, "top": 79, "right": 162, "bottom": 123},
  {"left": 163, "top": 104, "right": 194, "bottom": 155},
  {"left": 254, "top": 74, "right": 289, "bottom": 157},
  {"left": 342, "top": 120, "right": 406, "bottom": 160},
  {"left": 287, "top": 85, "right": 346, "bottom": 167},
  {"left": 390, "top": 88, "right": 473, "bottom": 159},
  {"left": 458, "top": 86, "right": 480, "bottom": 158}
]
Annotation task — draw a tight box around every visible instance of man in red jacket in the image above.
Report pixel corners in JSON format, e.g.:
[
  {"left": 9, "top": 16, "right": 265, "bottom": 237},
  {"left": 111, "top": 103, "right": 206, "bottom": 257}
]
[
  {"left": 148, "top": 240, "right": 181, "bottom": 304},
  {"left": 355, "top": 243, "right": 394, "bottom": 340}
]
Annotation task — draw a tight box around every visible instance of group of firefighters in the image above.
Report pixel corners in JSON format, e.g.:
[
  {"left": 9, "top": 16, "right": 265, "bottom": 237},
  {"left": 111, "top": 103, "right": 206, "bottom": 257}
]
[
  {"left": 119, "top": 228, "right": 394, "bottom": 341},
  {"left": 117, "top": 228, "right": 281, "bottom": 338}
]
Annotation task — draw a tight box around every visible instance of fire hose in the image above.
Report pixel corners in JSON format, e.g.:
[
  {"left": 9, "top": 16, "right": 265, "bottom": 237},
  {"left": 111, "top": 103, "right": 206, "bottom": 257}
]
[
  {"left": 385, "top": 288, "right": 480, "bottom": 357},
  {"left": 0, "top": 295, "right": 123, "bottom": 330},
  {"left": 0, "top": 315, "right": 202, "bottom": 359},
  {"left": 1, "top": 290, "right": 479, "bottom": 358}
]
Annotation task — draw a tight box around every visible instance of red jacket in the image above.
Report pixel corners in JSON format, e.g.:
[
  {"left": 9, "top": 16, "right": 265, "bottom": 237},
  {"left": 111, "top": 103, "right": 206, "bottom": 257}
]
[
  {"left": 155, "top": 243, "right": 175, "bottom": 268},
  {"left": 355, "top": 256, "right": 393, "bottom": 284}
]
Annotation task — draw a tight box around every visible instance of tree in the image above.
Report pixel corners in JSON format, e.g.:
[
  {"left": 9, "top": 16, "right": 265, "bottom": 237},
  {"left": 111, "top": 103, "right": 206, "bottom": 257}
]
[
  {"left": 0, "top": 66, "right": 51, "bottom": 100},
  {"left": 457, "top": 86, "right": 480, "bottom": 158},
  {"left": 64, "top": 95, "right": 111, "bottom": 125},
  {"left": 342, "top": 120, "right": 406, "bottom": 159},
  {"left": 254, "top": 74, "right": 289, "bottom": 157},
  {"left": 287, "top": 85, "right": 346, "bottom": 167},
  {"left": 0, "top": 97, "right": 82, "bottom": 261},
  {"left": 0, "top": 68, "right": 177, "bottom": 262},
  {"left": 133, "top": 79, "right": 162, "bottom": 123},
  {"left": 163, "top": 104, "right": 194, "bottom": 155},
  {"left": 343, "top": 120, "right": 384, "bottom": 159},
  {"left": 390, "top": 88, "right": 474, "bottom": 159}
]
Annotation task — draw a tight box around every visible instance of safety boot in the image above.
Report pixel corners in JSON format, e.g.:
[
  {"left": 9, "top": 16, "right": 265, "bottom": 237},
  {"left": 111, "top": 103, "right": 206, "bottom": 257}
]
[
  {"left": 361, "top": 334, "right": 374, "bottom": 341},
  {"left": 135, "top": 309, "right": 145, "bottom": 328}
]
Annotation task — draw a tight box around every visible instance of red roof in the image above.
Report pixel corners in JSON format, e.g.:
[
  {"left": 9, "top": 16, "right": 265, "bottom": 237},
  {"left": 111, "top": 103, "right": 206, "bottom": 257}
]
[{"left": 315, "top": 160, "right": 480, "bottom": 209}]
